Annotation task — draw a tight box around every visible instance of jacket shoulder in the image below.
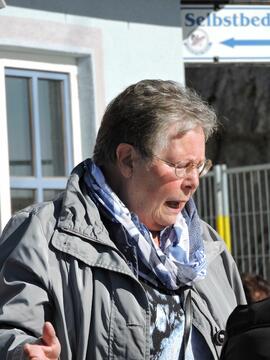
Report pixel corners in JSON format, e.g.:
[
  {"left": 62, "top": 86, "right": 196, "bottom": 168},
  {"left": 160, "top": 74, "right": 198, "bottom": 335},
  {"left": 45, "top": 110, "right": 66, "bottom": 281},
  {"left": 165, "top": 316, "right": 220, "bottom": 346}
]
[{"left": 0, "top": 195, "right": 63, "bottom": 245}]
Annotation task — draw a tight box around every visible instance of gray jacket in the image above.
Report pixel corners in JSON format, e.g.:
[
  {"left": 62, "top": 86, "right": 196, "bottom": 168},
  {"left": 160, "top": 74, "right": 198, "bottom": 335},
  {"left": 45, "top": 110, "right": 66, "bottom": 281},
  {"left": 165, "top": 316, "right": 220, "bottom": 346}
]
[{"left": 0, "top": 160, "right": 246, "bottom": 360}]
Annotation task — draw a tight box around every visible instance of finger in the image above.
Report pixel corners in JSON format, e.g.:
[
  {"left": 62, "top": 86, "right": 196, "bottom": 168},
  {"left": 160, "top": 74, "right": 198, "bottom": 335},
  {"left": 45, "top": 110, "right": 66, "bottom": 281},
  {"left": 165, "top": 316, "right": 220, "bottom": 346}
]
[
  {"left": 42, "top": 322, "right": 58, "bottom": 346},
  {"left": 24, "top": 323, "right": 61, "bottom": 359},
  {"left": 42, "top": 322, "right": 61, "bottom": 357},
  {"left": 23, "top": 343, "right": 43, "bottom": 358},
  {"left": 24, "top": 341, "right": 59, "bottom": 359}
]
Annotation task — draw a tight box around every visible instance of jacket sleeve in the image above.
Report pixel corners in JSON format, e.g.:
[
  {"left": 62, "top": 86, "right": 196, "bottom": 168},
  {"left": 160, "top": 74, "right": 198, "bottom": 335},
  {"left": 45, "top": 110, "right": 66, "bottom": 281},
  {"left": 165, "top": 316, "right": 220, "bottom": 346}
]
[
  {"left": 205, "top": 222, "right": 246, "bottom": 305},
  {"left": 220, "top": 244, "right": 247, "bottom": 305},
  {"left": 194, "top": 221, "right": 246, "bottom": 331},
  {"left": 0, "top": 210, "right": 52, "bottom": 359}
]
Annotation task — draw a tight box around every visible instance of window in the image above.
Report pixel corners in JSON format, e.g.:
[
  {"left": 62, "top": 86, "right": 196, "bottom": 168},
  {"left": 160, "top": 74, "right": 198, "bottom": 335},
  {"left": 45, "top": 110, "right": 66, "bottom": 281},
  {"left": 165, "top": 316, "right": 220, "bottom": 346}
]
[{"left": 5, "top": 69, "right": 73, "bottom": 213}]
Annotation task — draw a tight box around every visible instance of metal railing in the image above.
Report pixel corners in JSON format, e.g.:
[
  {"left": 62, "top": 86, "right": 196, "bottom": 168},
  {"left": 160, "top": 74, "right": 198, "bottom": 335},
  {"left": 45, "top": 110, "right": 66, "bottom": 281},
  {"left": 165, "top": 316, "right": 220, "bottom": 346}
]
[{"left": 194, "top": 163, "right": 270, "bottom": 280}]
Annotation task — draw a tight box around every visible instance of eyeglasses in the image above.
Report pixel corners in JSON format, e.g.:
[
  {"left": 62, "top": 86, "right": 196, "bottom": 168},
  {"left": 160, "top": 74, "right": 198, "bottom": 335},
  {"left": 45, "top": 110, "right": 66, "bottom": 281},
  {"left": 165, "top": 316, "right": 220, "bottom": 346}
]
[{"left": 153, "top": 155, "right": 212, "bottom": 178}]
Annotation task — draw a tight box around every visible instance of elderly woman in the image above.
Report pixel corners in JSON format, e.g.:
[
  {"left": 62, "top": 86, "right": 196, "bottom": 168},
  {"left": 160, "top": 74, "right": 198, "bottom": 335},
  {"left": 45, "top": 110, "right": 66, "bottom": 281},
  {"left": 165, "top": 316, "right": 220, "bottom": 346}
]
[{"left": 0, "top": 80, "right": 245, "bottom": 360}]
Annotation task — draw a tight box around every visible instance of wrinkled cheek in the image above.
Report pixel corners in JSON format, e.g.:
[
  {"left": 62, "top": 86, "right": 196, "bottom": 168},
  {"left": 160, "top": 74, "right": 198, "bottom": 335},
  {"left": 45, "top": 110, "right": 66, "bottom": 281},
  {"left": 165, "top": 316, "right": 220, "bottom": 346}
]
[{"left": 162, "top": 182, "right": 182, "bottom": 194}]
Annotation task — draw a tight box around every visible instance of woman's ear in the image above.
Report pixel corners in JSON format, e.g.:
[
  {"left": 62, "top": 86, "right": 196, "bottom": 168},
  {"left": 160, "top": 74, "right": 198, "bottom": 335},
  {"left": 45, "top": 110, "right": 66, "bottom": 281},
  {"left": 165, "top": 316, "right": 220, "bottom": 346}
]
[{"left": 115, "top": 143, "right": 136, "bottom": 178}]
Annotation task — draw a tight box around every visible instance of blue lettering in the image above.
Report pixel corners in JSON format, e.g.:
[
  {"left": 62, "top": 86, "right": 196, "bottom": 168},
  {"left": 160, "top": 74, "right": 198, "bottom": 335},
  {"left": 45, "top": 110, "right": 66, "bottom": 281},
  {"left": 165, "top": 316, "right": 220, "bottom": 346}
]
[
  {"left": 212, "top": 13, "right": 222, "bottom": 26},
  {"left": 223, "top": 16, "right": 232, "bottom": 27},
  {"left": 185, "top": 13, "right": 196, "bottom": 27},
  {"left": 262, "top": 13, "right": 270, "bottom": 26},
  {"left": 232, "top": 14, "right": 238, "bottom": 26},
  {"left": 206, "top": 12, "right": 211, "bottom": 26},
  {"left": 184, "top": 11, "right": 270, "bottom": 28},
  {"left": 251, "top": 16, "right": 260, "bottom": 26},
  {"left": 197, "top": 16, "right": 205, "bottom": 26},
  {"left": 240, "top": 13, "right": 250, "bottom": 26}
]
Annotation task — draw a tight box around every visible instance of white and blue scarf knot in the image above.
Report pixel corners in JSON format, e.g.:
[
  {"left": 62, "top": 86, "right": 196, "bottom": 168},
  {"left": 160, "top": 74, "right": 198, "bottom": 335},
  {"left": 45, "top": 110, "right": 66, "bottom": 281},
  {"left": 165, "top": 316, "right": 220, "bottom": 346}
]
[{"left": 85, "top": 160, "right": 207, "bottom": 290}]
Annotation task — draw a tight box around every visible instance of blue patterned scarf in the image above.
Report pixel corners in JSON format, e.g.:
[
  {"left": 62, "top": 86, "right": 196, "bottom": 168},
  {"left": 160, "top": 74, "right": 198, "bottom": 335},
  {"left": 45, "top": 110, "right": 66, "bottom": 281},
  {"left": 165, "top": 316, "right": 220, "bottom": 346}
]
[{"left": 85, "top": 159, "right": 206, "bottom": 290}]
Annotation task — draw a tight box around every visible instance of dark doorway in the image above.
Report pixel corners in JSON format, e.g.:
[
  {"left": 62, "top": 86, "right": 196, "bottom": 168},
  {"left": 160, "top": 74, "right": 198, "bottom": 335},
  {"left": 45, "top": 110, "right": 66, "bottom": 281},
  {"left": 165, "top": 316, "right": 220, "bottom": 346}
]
[{"left": 185, "top": 63, "right": 270, "bottom": 167}]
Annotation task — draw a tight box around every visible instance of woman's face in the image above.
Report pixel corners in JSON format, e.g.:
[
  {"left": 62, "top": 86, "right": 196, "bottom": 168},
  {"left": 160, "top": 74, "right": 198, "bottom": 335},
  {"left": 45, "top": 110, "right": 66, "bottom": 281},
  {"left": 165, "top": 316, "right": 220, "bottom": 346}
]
[{"left": 123, "top": 126, "right": 206, "bottom": 231}]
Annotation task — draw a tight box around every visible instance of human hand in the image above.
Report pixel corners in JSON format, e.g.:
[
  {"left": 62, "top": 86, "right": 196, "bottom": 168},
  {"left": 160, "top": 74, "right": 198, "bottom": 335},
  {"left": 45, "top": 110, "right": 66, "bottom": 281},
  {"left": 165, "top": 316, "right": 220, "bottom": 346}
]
[{"left": 24, "top": 322, "right": 61, "bottom": 360}]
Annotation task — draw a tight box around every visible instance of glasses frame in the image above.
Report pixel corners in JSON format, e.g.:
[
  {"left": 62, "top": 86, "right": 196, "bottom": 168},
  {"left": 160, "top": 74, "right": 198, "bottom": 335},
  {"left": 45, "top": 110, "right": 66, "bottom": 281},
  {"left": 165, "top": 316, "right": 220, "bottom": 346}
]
[{"left": 153, "top": 155, "right": 212, "bottom": 178}]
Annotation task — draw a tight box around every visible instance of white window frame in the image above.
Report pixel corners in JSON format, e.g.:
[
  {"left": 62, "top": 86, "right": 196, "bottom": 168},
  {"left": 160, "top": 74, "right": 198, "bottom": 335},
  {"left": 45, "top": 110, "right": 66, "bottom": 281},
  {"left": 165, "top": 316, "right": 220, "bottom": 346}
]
[{"left": 0, "top": 59, "right": 82, "bottom": 231}]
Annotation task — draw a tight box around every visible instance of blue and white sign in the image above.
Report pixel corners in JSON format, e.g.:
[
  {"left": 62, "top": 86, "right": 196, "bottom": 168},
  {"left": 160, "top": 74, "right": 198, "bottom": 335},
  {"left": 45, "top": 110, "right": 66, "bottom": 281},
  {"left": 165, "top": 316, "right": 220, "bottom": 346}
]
[{"left": 181, "top": 5, "right": 270, "bottom": 62}]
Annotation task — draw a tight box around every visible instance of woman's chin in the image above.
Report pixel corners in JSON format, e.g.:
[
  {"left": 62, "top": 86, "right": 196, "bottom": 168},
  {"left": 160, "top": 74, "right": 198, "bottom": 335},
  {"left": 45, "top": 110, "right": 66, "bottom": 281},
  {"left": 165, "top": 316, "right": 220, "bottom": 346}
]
[
  {"left": 163, "top": 205, "right": 182, "bottom": 218},
  {"left": 155, "top": 215, "right": 179, "bottom": 229},
  {"left": 142, "top": 210, "right": 181, "bottom": 230}
]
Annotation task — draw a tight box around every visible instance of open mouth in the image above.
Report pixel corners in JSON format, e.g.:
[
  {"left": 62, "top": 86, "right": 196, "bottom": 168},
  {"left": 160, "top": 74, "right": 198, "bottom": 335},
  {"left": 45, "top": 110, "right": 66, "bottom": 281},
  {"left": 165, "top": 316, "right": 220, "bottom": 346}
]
[{"left": 165, "top": 200, "right": 181, "bottom": 209}]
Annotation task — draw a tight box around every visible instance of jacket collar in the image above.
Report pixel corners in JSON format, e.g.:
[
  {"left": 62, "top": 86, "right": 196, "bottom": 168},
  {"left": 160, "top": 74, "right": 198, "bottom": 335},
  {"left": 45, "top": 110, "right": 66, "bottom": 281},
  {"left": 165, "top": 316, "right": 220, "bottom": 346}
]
[
  {"left": 201, "top": 221, "right": 226, "bottom": 264},
  {"left": 55, "top": 160, "right": 225, "bottom": 270},
  {"left": 57, "top": 159, "right": 115, "bottom": 248},
  {"left": 51, "top": 160, "right": 140, "bottom": 279}
]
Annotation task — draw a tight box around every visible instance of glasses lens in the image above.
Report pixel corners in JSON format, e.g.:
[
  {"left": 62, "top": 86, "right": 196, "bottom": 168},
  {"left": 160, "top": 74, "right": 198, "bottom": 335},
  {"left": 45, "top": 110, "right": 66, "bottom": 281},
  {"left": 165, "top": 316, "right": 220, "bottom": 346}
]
[{"left": 199, "top": 159, "right": 212, "bottom": 177}]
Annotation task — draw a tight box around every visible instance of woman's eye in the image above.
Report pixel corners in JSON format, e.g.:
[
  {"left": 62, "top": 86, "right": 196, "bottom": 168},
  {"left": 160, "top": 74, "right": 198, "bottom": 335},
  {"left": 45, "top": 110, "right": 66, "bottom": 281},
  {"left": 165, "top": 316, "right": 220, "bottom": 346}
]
[{"left": 176, "top": 163, "right": 188, "bottom": 170}]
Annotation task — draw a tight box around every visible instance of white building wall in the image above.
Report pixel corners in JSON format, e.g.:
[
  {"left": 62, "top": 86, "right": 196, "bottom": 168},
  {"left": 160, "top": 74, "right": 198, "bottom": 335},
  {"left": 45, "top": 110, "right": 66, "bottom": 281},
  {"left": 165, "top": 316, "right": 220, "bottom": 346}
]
[
  {"left": 0, "top": 2, "right": 185, "bottom": 230},
  {"left": 87, "top": 18, "right": 185, "bottom": 103},
  {"left": 0, "top": 4, "right": 184, "bottom": 150}
]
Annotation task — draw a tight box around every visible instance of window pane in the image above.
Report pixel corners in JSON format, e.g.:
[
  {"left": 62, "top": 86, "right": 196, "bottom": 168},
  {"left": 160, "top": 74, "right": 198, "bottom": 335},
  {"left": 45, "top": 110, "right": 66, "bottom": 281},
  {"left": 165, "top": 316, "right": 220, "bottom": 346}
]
[
  {"left": 11, "top": 189, "right": 36, "bottom": 213},
  {"left": 38, "top": 79, "right": 65, "bottom": 177},
  {"left": 6, "top": 77, "right": 33, "bottom": 176},
  {"left": 43, "top": 189, "right": 62, "bottom": 202}
]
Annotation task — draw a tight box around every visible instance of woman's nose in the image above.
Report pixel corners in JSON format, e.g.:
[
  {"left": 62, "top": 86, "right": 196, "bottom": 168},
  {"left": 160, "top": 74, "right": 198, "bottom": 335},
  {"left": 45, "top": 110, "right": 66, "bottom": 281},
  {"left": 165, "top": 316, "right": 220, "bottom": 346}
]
[{"left": 182, "top": 169, "right": 200, "bottom": 190}]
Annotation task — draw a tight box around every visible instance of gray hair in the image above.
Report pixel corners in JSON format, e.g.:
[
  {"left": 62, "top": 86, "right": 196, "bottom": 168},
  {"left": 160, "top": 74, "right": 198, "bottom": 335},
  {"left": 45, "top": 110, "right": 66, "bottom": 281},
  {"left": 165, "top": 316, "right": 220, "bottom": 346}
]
[{"left": 93, "top": 79, "right": 218, "bottom": 165}]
